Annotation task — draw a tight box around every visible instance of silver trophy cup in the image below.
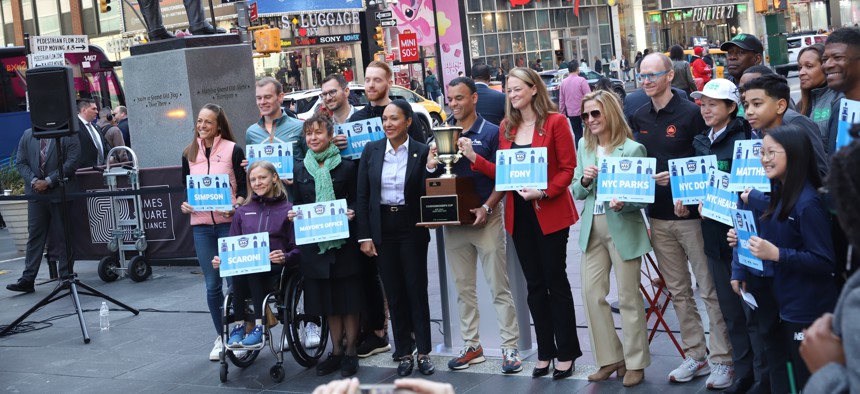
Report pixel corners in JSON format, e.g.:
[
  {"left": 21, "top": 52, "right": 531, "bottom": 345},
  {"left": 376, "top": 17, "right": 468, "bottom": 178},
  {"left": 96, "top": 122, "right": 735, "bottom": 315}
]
[{"left": 432, "top": 126, "right": 463, "bottom": 178}]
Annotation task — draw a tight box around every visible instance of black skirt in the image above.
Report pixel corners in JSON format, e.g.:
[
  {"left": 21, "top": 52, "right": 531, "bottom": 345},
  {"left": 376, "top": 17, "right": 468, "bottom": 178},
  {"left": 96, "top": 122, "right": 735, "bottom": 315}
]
[{"left": 303, "top": 273, "right": 364, "bottom": 316}]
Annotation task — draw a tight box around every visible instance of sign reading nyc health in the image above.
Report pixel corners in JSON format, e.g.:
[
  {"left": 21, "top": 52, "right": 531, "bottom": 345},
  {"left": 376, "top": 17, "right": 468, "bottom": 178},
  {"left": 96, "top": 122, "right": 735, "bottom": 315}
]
[
  {"left": 595, "top": 157, "right": 657, "bottom": 203},
  {"left": 294, "top": 199, "right": 350, "bottom": 246},
  {"left": 186, "top": 174, "right": 232, "bottom": 212},
  {"left": 218, "top": 232, "right": 271, "bottom": 278},
  {"left": 669, "top": 155, "right": 717, "bottom": 204},
  {"left": 728, "top": 140, "right": 771, "bottom": 192},
  {"left": 731, "top": 209, "right": 764, "bottom": 271},
  {"left": 701, "top": 169, "right": 737, "bottom": 226},
  {"left": 335, "top": 118, "right": 385, "bottom": 160},
  {"left": 495, "top": 147, "right": 548, "bottom": 191},
  {"left": 247, "top": 142, "right": 294, "bottom": 179}
]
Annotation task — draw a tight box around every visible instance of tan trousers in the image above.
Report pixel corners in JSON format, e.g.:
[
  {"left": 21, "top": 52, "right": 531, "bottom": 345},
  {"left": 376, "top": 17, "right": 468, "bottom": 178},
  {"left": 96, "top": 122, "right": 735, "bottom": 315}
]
[
  {"left": 649, "top": 218, "right": 732, "bottom": 364},
  {"left": 582, "top": 215, "right": 651, "bottom": 370},
  {"left": 444, "top": 208, "right": 520, "bottom": 349}
]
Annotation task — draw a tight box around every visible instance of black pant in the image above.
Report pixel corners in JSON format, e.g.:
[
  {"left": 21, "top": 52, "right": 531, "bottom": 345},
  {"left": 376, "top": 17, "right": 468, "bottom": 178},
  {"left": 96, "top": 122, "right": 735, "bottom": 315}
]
[
  {"left": 567, "top": 115, "right": 583, "bottom": 146},
  {"left": 23, "top": 199, "right": 70, "bottom": 282},
  {"left": 782, "top": 320, "right": 812, "bottom": 390},
  {"left": 376, "top": 208, "right": 431, "bottom": 356},
  {"left": 511, "top": 196, "right": 581, "bottom": 362},
  {"left": 744, "top": 275, "right": 790, "bottom": 394},
  {"left": 232, "top": 267, "right": 281, "bottom": 321},
  {"left": 360, "top": 254, "right": 387, "bottom": 335},
  {"left": 708, "top": 256, "right": 755, "bottom": 389}
]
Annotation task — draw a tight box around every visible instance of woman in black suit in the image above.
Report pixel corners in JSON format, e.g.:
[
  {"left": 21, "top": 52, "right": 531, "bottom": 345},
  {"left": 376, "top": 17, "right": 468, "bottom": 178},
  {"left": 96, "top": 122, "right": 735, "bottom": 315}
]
[
  {"left": 289, "top": 114, "right": 363, "bottom": 377},
  {"left": 356, "top": 100, "right": 436, "bottom": 377}
]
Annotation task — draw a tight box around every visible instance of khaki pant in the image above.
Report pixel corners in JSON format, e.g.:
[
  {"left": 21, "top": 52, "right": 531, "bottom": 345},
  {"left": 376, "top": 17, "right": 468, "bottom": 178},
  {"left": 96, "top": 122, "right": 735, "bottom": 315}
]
[
  {"left": 582, "top": 214, "right": 651, "bottom": 370},
  {"left": 649, "top": 218, "right": 732, "bottom": 364},
  {"left": 443, "top": 208, "right": 520, "bottom": 349}
]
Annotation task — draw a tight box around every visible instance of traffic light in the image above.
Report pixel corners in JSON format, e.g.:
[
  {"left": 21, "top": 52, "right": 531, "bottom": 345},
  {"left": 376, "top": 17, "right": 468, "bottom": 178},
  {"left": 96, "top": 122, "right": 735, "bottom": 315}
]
[{"left": 374, "top": 26, "right": 385, "bottom": 50}]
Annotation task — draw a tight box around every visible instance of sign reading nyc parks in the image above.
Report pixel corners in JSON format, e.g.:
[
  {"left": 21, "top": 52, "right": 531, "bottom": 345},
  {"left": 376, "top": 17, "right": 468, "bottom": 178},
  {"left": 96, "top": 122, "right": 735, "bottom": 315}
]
[
  {"left": 728, "top": 140, "right": 771, "bottom": 192},
  {"left": 293, "top": 199, "right": 350, "bottom": 246},
  {"left": 669, "top": 155, "right": 717, "bottom": 204},
  {"left": 732, "top": 209, "right": 764, "bottom": 271},
  {"left": 30, "top": 35, "right": 88, "bottom": 53},
  {"left": 701, "top": 169, "right": 738, "bottom": 226},
  {"left": 247, "top": 142, "right": 294, "bottom": 179},
  {"left": 335, "top": 119, "right": 385, "bottom": 160},
  {"left": 495, "top": 148, "right": 548, "bottom": 191},
  {"left": 595, "top": 157, "right": 657, "bottom": 203},
  {"left": 218, "top": 232, "right": 271, "bottom": 277},
  {"left": 186, "top": 175, "right": 232, "bottom": 212}
]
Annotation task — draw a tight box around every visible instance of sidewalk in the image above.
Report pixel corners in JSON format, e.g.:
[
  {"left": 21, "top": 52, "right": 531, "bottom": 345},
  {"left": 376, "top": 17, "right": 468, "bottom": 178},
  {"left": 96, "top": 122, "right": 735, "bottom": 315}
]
[{"left": 0, "top": 214, "right": 719, "bottom": 393}]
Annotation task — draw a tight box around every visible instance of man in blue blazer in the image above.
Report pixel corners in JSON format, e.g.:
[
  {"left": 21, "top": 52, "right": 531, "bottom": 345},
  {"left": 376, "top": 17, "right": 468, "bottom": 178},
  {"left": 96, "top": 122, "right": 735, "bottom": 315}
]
[{"left": 471, "top": 64, "right": 506, "bottom": 126}]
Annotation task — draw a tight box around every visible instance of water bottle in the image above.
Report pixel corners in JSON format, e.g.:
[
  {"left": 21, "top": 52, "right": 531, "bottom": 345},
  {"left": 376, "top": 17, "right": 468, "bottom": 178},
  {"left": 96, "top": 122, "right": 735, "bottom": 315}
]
[{"left": 99, "top": 302, "right": 110, "bottom": 331}]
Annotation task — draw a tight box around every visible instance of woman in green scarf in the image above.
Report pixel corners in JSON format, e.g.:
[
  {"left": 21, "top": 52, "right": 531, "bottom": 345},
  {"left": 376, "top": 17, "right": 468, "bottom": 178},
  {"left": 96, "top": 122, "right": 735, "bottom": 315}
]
[{"left": 289, "top": 114, "right": 363, "bottom": 377}]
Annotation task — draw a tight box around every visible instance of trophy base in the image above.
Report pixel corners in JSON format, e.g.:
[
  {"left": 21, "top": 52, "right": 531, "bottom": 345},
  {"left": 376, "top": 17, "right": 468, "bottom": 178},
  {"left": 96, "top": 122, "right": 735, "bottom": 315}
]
[{"left": 417, "top": 177, "right": 480, "bottom": 227}]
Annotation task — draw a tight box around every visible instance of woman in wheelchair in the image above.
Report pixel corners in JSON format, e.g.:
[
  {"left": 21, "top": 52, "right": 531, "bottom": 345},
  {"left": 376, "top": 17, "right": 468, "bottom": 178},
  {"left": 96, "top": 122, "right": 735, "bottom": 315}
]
[
  {"left": 288, "top": 114, "right": 363, "bottom": 377},
  {"left": 212, "top": 160, "right": 300, "bottom": 348}
]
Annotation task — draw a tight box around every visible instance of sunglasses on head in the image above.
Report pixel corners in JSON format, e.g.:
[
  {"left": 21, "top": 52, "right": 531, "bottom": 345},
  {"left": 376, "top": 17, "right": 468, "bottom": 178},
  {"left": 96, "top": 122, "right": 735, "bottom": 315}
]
[{"left": 582, "top": 110, "right": 602, "bottom": 121}]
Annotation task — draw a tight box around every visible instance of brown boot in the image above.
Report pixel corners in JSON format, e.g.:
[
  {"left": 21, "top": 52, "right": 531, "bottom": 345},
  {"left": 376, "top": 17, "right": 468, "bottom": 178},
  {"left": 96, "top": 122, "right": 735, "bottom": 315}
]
[
  {"left": 622, "top": 369, "right": 645, "bottom": 387},
  {"left": 587, "top": 360, "right": 627, "bottom": 381}
]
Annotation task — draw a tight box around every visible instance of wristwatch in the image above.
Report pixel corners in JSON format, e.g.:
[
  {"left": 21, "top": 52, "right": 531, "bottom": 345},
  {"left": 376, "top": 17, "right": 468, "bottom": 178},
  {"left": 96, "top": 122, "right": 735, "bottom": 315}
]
[{"left": 482, "top": 204, "right": 493, "bottom": 215}]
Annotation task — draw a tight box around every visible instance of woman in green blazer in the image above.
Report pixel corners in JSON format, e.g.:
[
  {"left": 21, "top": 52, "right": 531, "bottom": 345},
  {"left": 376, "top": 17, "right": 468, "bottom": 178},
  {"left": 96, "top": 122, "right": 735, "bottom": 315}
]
[{"left": 571, "top": 90, "right": 652, "bottom": 387}]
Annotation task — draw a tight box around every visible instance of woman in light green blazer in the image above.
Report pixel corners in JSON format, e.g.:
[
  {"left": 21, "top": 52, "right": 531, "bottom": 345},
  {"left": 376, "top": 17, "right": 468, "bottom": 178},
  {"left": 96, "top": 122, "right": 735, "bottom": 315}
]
[{"left": 571, "top": 90, "right": 652, "bottom": 387}]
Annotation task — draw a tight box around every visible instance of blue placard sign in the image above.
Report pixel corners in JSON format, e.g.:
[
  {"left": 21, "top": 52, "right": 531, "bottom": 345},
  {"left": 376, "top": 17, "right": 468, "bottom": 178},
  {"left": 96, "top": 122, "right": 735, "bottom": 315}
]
[
  {"left": 595, "top": 157, "right": 657, "bottom": 203},
  {"left": 701, "top": 169, "right": 737, "bottom": 226},
  {"left": 731, "top": 209, "right": 764, "bottom": 271},
  {"left": 335, "top": 118, "right": 385, "bottom": 160},
  {"left": 835, "top": 97, "right": 860, "bottom": 152},
  {"left": 247, "top": 142, "right": 294, "bottom": 179},
  {"left": 293, "top": 199, "right": 350, "bottom": 246},
  {"left": 669, "top": 155, "right": 717, "bottom": 204},
  {"left": 218, "top": 232, "right": 271, "bottom": 277},
  {"left": 186, "top": 174, "right": 232, "bottom": 212},
  {"left": 494, "top": 147, "right": 548, "bottom": 191},
  {"left": 728, "top": 140, "right": 771, "bottom": 192}
]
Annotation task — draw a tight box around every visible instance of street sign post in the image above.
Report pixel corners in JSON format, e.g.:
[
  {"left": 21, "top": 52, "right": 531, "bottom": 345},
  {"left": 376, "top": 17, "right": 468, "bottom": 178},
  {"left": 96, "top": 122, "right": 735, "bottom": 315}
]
[
  {"left": 380, "top": 19, "right": 397, "bottom": 27},
  {"left": 375, "top": 10, "right": 393, "bottom": 20},
  {"left": 30, "top": 35, "right": 89, "bottom": 54},
  {"left": 249, "top": 2, "right": 258, "bottom": 21}
]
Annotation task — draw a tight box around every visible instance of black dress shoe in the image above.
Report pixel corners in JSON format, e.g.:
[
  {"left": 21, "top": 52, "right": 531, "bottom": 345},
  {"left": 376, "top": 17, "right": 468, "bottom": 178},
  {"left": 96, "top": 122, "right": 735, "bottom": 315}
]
[
  {"left": 6, "top": 279, "right": 35, "bottom": 293},
  {"left": 532, "top": 361, "right": 552, "bottom": 378},
  {"left": 417, "top": 355, "right": 435, "bottom": 375},
  {"left": 397, "top": 356, "right": 414, "bottom": 376},
  {"left": 552, "top": 365, "right": 574, "bottom": 380},
  {"left": 316, "top": 353, "right": 343, "bottom": 376},
  {"left": 341, "top": 355, "right": 359, "bottom": 377},
  {"left": 190, "top": 24, "right": 227, "bottom": 35},
  {"left": 147, "top": 27, "right": 175, "bottom": 41}
]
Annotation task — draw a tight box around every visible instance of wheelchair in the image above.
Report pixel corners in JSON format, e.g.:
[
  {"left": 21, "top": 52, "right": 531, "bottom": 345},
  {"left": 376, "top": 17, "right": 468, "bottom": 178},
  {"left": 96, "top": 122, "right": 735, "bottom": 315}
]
[{"left": 218, "top": 267, "right": 329, "bottom": 383}]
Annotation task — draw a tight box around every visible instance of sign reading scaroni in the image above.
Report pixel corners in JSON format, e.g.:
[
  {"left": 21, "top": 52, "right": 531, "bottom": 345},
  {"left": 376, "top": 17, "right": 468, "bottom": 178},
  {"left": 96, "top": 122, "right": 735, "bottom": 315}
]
[{"left": 399, "top": 32, "right": 419, "bottom": 63}]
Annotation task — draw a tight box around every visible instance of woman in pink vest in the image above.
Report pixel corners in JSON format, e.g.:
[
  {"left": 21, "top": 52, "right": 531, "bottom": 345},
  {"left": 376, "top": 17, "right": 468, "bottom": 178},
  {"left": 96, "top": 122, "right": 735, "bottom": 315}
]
[{"left": 179, "top": 103, "right": 247, "bottom": 361}]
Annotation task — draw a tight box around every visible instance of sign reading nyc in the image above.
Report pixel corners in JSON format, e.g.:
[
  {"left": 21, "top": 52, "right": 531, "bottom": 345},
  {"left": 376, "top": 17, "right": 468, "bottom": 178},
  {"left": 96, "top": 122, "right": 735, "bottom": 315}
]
[{"left": 30, "top": 35, "right": 89, "bottom": 53}]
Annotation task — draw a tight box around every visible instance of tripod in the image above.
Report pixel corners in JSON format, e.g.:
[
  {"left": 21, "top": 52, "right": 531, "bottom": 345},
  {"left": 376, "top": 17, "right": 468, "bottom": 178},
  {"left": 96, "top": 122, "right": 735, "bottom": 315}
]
[{"left": 0, "top": 135, "right": 139, "bottom": 343}]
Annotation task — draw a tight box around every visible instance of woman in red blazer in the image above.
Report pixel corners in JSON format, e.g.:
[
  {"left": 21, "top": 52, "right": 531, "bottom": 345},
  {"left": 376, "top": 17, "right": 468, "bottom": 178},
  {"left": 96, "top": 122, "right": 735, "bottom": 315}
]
[{"left": 460, "top": 67, "right": 581, "bottom": 379}]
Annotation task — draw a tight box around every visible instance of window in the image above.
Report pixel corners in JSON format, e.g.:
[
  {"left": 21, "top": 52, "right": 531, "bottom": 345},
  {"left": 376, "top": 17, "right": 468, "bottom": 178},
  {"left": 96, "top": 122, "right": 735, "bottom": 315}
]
[
  {"left": 482, "top": 12, "right": 495, "bottom": 33},
  {"left": 499, "top": 33, "right": 512, "bottom": 54},
  {"left": 524, "top": 10, "right": 536, "bottom": 30},
  {"left": 469, "top": 14, "right": 483, "bottom": 34},
  {"left": 485, "top": 34, "right": 499, "bottom": 56},
  {"left": 36, "top": 0, "right": 60, "bottom": 36},
  {"left": 509, "top": 11, "right": 524, "bottom": 31},
  {"left": 467, "top": 0, "right": 481, "bottom": 12},
  {"left": 496, "top": 12, "right": 509, "bottom": 31}
]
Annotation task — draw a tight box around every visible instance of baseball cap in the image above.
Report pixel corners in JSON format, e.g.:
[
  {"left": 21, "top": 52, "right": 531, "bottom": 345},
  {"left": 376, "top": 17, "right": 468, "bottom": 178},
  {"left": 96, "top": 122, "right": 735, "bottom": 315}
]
[
  {"left": 720, "top": 34, "right": 764, "bottom": 53},
  {"left": 690, "top": 78, "right": 740, "bottom": 104},
  {"left": 694, "top": 46, "right": 704, "bottom": 56}
]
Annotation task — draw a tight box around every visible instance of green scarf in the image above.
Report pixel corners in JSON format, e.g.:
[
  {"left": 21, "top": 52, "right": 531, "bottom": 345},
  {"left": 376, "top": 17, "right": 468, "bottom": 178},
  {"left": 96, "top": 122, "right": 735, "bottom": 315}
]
[{"left": 304, "top": 143, "right": 345, "bottom": 254}]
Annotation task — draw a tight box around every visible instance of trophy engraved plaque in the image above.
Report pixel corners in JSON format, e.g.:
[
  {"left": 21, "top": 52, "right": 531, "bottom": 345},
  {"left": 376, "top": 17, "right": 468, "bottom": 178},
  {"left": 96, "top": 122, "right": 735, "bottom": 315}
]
[{"left": 417, "top": 127, "right": 481, "bottom": 226}]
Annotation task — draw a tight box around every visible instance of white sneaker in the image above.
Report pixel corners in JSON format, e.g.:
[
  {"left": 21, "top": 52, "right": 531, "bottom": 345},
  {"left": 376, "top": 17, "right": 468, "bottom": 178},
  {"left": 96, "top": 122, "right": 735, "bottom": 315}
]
[
  {"left": 668, "top": 356, "right": 710, "bottom": 382},
  {"left": 303, "top": 323, "right": 321, "bottom": 349},
  {"left": 209, "top": 336, "right": 223, "bottom": 361},
  {"left": 706, "top": 363, "right": 733, "bottom": 389}
]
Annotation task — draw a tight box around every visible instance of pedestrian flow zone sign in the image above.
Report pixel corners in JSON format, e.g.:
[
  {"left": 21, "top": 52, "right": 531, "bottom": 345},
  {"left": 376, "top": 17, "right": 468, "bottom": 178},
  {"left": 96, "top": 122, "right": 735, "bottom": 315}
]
[{"left": 30, "top": 35, "right": 89, "bottom": 54}]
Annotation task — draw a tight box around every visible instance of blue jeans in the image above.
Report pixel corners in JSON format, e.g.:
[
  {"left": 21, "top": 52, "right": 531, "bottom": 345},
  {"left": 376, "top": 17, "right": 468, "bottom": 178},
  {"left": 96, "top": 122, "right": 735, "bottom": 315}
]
[{"left": 193, "top": 223, "right": 232, "bottom": 335}]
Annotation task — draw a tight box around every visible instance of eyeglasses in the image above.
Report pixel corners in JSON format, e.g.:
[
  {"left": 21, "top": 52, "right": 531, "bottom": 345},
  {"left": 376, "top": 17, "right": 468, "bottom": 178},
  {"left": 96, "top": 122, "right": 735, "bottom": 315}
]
[
  {"left": 319, "top": 89, "right": 340, "bottom": 98},
  {"left": 762, "top": 150, "right": 785, "bottom": 160},
  {"left": 637, "top": 71, "right": 670, "bottom": 83},
  {"left": 581, "top": 110, "right": 602, "bottom": 121}
]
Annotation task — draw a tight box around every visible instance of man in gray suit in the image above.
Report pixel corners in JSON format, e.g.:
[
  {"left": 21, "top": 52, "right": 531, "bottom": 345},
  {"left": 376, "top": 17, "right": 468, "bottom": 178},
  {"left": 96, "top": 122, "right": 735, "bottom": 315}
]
[
  {"left": 471, "top": 64, "right": 506, "bottom": 126},
  {"left": 6, "top": 129, "right": 80, "bottom": 293}
]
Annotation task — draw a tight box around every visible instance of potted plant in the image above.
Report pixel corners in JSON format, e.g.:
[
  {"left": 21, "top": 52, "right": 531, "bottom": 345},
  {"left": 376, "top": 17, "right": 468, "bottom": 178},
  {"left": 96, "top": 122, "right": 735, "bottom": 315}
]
[{"left": 0, "top": 152, "right": 29, "bottom": 254}]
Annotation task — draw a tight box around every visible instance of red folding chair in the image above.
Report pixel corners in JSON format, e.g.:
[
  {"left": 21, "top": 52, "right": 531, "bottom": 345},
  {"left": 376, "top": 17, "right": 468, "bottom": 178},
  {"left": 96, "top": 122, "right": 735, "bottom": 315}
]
[{"left": 640, "top": 252, "right": 686, "bottom": 359}]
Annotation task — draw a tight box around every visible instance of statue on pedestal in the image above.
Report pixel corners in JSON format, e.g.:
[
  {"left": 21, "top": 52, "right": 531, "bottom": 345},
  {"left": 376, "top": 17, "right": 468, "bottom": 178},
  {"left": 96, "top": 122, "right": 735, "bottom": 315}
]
[{"left": 139, "top": 0, "right": 226, "bottom": 41}]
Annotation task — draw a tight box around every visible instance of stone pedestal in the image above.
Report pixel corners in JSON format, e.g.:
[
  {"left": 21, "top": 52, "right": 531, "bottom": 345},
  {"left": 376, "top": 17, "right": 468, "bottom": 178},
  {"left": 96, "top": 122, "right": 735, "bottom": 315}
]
[{"left": 123, "top": 35, "right": 258, "bottom": 168}]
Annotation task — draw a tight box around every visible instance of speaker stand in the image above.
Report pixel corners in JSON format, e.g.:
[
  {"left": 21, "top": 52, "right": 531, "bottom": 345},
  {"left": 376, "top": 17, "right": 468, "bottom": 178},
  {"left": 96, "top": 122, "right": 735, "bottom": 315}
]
[{"left": 0, "top": 137, "right": 139, "bottom": 342}]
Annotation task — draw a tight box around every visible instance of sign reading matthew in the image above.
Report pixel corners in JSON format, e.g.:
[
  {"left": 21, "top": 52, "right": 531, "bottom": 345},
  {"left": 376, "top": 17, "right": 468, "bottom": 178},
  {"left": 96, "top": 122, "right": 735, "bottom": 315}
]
[
  {"left": 294, "top": 199, "right": 350, "bottom": 246},
  {"left": 495, "top": 147, "right": 548, "bottom": 191},
  {"left": 335, "top": 118, "right": 385, "bottom": 160},
  {"left": 186, "top": 174, "right": 232, "bottom": 212},
  {"left": 218, "top": 232, "right": 271, "bottom": 277},
  {"left": 247, "top": 141, "right": 294, "bottom": 179},
  {"left": 728, "top": 140, "right": 771, "bottom": 192},
  {"left": 595, "top": 157, "right": 657, "bottom": 203}
]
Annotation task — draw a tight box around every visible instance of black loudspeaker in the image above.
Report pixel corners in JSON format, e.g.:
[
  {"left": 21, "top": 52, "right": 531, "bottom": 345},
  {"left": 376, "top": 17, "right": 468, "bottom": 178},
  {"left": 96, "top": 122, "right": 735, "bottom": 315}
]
[{"left": 28, "top": 66, "right": 78, "bottom": 139}]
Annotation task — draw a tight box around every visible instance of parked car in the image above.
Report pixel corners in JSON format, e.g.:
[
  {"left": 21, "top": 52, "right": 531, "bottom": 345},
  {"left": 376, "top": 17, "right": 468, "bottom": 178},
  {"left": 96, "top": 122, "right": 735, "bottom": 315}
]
[
  {"left": 775, "top": 33, "right": 827, "bottom": 76},
  {"left": 539, "top": 66, "right": 627, "bottom": 105}
]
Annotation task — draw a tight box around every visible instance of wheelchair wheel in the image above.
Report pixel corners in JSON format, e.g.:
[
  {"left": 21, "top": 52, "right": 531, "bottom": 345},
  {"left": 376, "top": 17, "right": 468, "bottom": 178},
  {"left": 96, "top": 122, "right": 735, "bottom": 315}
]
[
  {"left": 284, "top": 274, "right": 328, "bottom": 367},
  {"left": 227, "top": 347, "right": 260, "bottom": 368},
  {"left": 219, "top": 364, "right": 228, "bottom": 383},
  {"left": 269, "top": 365, "right": 285, "bottom": 382}
]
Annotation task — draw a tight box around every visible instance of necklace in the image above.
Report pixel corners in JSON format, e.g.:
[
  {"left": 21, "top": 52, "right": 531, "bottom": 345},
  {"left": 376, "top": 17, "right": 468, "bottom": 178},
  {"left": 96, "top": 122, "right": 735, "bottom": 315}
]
[{"left": 522, "top": 120, "right": 536, "bottom": 127}]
